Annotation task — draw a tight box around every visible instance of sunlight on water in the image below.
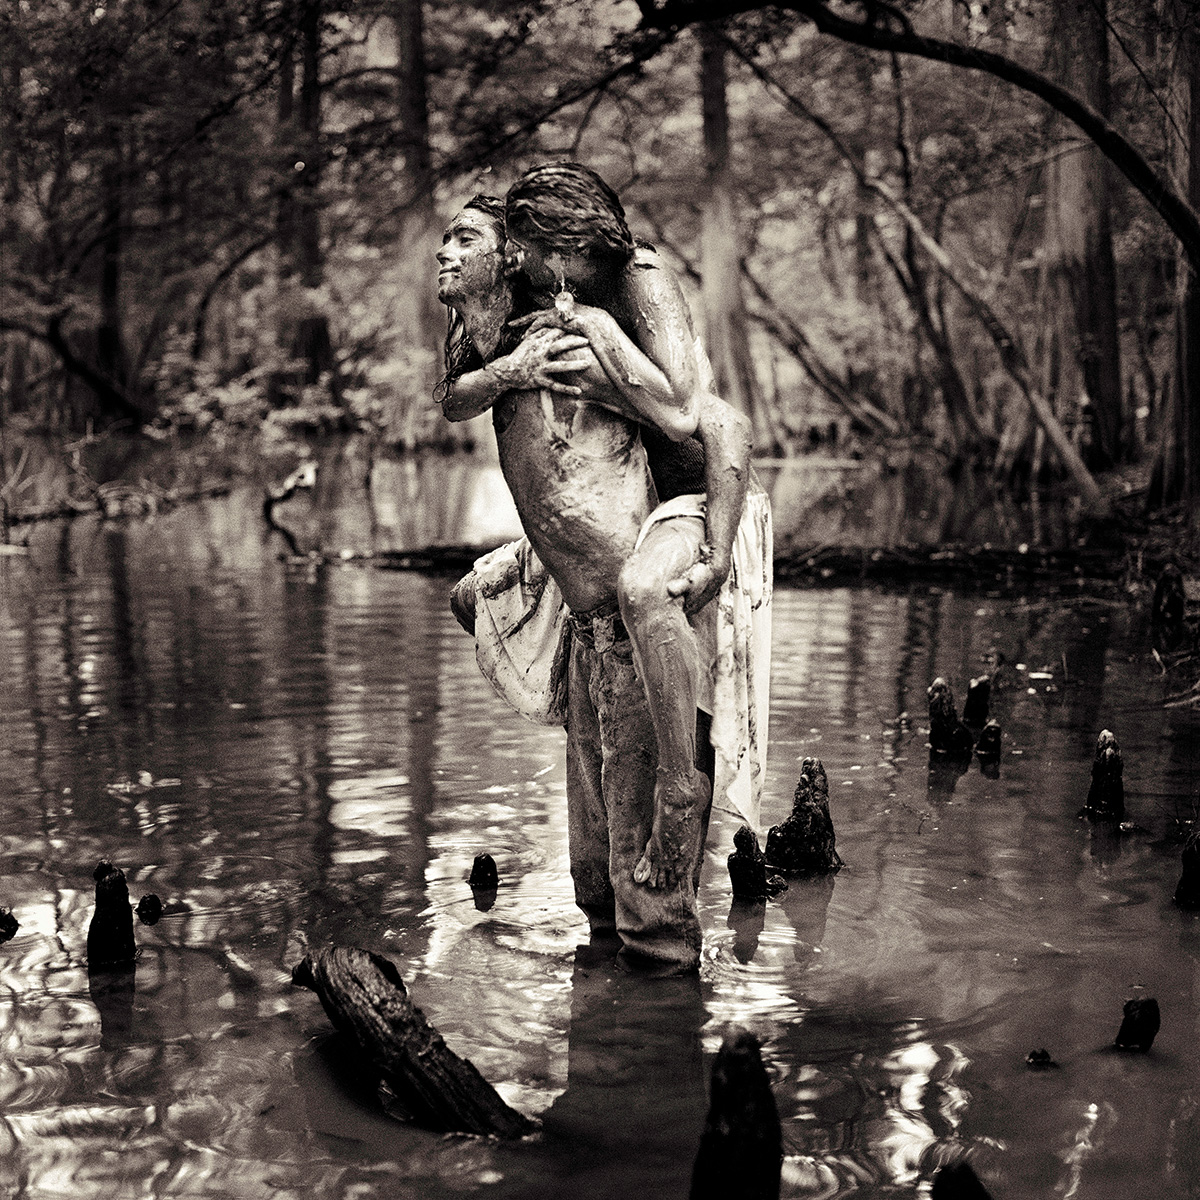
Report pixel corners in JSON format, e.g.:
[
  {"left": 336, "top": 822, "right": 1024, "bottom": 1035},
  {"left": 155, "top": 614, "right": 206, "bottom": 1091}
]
[{"left": 0, "top": 491, "right": 1199, "bottom": 1199}]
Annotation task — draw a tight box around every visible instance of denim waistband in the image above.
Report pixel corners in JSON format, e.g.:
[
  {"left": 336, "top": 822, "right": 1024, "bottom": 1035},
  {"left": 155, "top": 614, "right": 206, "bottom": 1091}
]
[{"left": 567, "top": 601, "right": 628, "bottom": 652}]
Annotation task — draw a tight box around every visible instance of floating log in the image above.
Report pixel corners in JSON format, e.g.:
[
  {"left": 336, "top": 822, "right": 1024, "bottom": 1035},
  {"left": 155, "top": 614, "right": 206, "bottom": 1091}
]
[
  {"left": 0, "top": 907, "right": 18, "bottom": 945},
  {"left": 931, "top": 1161, "right": 993, "bottom": 1199},
  {"left": 1114, "top": 996, "right": 1159, "bottom": 1052},
  {"left": 1079, "top": 729, "right": 1124, "bottom": 821},
  {"left": 765, "top": 758, "right": 843, "bottom": 878},
  {"left": 135, "top": 894, "right": 162, "bottom": 925},
  {"left": 1025, "top": 1048, "right": 1058, "bottom": 1070},
  {"left": 927, "top": 678, "right": 974, "bottom": 760},
  {"left": 292, "top": 945, "right": 535, "bottom": 1139},
  {"left": 87, "top": 861, "right": 136, "bottom": 968},
  {"left": 961, "top": 675, "right": 991, "bottom": 727},
  {"left": 728, "top": 826, "right": 787, "bottom": 902},
  {"left": 1174, "top": 828, "right": 1200, "bottom": 910},
  {"left": 690, "top": 1027, "right": 781, "bottom": 1200},
  {"left": 975, "top": 719, "right": 1002, "bottom": 762}
]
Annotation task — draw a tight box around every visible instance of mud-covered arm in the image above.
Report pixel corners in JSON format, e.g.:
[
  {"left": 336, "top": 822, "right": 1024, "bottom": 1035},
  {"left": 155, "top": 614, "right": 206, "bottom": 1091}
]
[
  {"left": 518, "top": 301, "right": 699, "bottom": 441},
  {"left": 670, "top": 395, "right": 752, "bottom": 616},
  {"left": 440, "top": 329, "right": 591, "bottom": 422}
]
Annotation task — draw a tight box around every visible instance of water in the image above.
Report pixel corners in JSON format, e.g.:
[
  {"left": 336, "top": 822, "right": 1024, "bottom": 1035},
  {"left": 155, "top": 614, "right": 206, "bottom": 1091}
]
[{"left": 1, "top": 490, "right": 1198, "bottom": 1199}]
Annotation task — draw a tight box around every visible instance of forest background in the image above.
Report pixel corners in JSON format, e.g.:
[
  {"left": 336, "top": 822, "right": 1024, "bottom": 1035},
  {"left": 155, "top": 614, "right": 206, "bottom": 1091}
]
[{"left": 2, "top": 0, "right": 1200, "bottom": 548}]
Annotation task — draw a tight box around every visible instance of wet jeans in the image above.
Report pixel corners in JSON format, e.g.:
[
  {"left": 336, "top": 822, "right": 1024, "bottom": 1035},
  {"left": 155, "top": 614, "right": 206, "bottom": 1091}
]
[{"left": 565, "top": 607, "right": 708, "bottom": 970}]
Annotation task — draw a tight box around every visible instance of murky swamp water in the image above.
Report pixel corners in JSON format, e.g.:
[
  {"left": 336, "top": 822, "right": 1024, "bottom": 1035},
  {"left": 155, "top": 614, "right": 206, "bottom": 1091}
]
[{"left": 1, "top": 481, "right": 1199, "bottom": 1200}]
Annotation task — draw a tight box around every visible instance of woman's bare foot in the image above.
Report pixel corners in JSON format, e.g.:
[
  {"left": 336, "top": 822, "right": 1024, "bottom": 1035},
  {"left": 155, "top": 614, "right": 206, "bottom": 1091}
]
[{"left": 633, "top": 767, "right": 712, "bottom": 889}]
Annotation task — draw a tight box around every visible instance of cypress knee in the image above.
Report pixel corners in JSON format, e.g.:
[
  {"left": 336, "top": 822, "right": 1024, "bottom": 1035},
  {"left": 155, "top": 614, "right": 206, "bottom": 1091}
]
[
  {"left": 87, "top": 861, "right": 136, "bottom": 969},
  {"left": 690, "top": 1028, "right": 781, "bottom": 1200},
  {"left": 728, "top": 826, "right": 786, "bottom": 901},
  {"left": 765, "top": 758, "right": 842, "bottom": 877},
  {"left": 1114, "top": 996, "right": 1159, "bottom": 1052},
  {"left": 1175, "top": 828, "right": 1200, "bottom": 910},
  {"left": 1080, "top": 729, "right": 1124, "bottom": 821},
  {"left": 931, "top": 1160, "right": 993, "bottom": 1199},
  {"left": 927, "top": 678, "right": 974, "bottom": 760},
  {"left": 961, "top": 675, "right": 991, "bottom": 727}
]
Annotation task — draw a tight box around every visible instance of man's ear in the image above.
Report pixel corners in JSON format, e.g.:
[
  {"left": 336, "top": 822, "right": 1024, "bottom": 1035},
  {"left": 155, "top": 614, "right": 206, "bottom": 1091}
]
[{"left": 503, "top": 245, "right": 525, "bottom": 276}]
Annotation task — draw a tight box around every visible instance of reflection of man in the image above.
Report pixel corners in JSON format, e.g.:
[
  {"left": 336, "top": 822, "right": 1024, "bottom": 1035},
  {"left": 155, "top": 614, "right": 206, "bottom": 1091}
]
[{"left": 436, "top": 192, "right": 769, "bottom": 973}]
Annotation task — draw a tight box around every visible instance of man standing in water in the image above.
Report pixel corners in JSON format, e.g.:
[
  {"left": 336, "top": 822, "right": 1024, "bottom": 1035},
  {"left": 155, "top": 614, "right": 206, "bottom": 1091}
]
[{"left": 436, "top": 186, "right": 770, "bottom": 972}]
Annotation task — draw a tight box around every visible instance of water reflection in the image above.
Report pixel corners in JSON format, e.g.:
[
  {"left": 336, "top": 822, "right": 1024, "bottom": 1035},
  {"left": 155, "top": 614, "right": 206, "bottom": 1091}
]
[{"left": 1, "top": 491, "right": 1199, "bottom": 1198}]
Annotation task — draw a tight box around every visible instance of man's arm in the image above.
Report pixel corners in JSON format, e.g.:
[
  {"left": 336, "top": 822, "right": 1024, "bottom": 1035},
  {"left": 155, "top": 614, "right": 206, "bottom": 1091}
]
[{"left": 441, "top": 328, "right": 591, "bottom": 422}]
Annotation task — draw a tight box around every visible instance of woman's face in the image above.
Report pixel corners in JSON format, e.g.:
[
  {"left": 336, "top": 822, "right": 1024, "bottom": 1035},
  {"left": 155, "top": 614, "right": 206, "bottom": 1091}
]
[
  {"left": 436, "top": 208, "right": 504, "bottom": 305},
  {"left": 504, "top": 232, "right": 599, "bottom": 301}
]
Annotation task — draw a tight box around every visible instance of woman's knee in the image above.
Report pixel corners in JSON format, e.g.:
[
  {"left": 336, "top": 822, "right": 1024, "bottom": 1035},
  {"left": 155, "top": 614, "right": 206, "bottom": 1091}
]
[{"left": 618, "top": 552, "right": 671, "bottom": 621}]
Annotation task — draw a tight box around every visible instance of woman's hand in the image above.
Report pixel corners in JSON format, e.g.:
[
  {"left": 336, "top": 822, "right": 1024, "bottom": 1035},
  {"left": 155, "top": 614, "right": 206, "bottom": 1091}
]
[{"left": 508, "top": 302, "right": 609, "bottom": 339}]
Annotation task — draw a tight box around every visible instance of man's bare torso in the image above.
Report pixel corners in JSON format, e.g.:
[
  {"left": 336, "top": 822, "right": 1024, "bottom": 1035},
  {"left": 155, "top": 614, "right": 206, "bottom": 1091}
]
[{"left": 493, "top": 346, "right": 656, "bottom": 614}]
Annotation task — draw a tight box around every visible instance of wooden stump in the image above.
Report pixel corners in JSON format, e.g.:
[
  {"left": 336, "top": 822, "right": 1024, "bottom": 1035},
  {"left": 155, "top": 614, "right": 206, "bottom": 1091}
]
[
  {"left": 1080, "top": 729, "right": 1124, "bottom": 821},
  {"left": 1175, "top": 828, "right": 1200, "bottom": 910},
  {"left": 927, "top": 678, "right": 974, "bottom": 761},
  {"left": 0, "top": 907, "right": 18, "bottom": 945},
  {"left": 728, "top": 826, "right": 786, "bottom": 902},
  {"left": 87, "top": 861, "right": 136, "bottom": 969},
  {"left": 1114, "top": 996, "right": 1159, "bottom": 1052},
  {"left": 690, "top": 1028, "right": 781, "bottom": 1200},
  {"left": 136, "top": 894, "right": 162, "bottom": 925},
  {"left": 765, "top": 758, "right": 843, "bottom": 878},
  {"left": 962, "top": 675, "right": 991, "bottom": 727},
  {"left": 469, "top": 854, "right": 498, "bottom": 891},
  {"left": 975, "top": 719, "right": 1002, "bottom": 762},
  {"left": 292, "top": 945, "right": 535, "bottom": 1139}
]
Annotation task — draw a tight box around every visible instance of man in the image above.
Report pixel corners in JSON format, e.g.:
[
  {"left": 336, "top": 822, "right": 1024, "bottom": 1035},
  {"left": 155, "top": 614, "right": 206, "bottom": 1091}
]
[{"left": 437, "top": 190, "right": 770, "bottom": 972}]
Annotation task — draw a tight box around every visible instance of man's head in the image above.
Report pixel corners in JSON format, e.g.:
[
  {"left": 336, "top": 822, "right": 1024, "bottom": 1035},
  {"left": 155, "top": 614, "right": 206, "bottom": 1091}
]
[
  {"left": 504, "top": 162, "right": 634, "bottom": 299},
  {"left": 436, "top": 194, "right": 506, "bottom": 307}
]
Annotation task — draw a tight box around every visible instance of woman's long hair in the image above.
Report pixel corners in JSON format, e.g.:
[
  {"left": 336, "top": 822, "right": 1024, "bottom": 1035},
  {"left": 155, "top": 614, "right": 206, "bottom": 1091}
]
[
  {"left": 505, "top": 162, "right": 635, "bottom": 267},
  {"left": 436, "top": 194, "right": 506, "bottom": 405}
]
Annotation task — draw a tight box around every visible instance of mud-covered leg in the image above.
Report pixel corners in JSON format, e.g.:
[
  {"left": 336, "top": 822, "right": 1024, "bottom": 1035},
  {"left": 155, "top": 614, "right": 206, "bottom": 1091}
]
[{"left": 619, "top": 515, "right": 711, "bottom": 889}]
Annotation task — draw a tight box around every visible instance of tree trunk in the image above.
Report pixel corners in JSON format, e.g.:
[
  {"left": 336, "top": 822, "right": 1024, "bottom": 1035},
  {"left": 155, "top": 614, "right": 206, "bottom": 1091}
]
[
  {"left": 698, "top": 24, "right": 778, "bottom": 454},
  {"left": 273, "top": 3, "right": 334, "bottom": 405},
  {"left": 1174, "top": 0, "right": 1200, "bottom": 517},
  {"left": 97, "top": 151, "right": 128, "bottom": 400},
  {"left": 1044, "top": 0, "right": 1122, "bottom": 466},
  {"left": 393, "top": 0, "right": 462, "bottom": 449}
]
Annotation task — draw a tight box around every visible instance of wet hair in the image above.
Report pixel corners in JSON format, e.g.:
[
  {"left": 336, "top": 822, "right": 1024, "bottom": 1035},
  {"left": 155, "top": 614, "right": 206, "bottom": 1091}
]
[
  {"left": 437, "top": 194, "right": 506, "bottom": 402},
  {"left": 505, "top": 162, "right": 635, "bottom": 267}
]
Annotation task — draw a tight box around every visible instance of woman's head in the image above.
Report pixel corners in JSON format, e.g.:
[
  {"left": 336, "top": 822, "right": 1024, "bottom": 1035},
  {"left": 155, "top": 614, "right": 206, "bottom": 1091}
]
[{"left": 504, "top": 162, "right": 634, "bottom": 295}]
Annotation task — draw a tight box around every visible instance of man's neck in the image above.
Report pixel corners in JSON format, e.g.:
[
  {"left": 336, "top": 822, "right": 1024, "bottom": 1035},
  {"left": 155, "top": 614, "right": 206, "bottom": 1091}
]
[{"left": 457, "top": 288, "right": 511, "bottom": 362}]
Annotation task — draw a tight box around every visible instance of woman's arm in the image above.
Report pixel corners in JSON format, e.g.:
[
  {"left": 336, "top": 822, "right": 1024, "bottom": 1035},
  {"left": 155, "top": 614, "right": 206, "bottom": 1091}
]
[{"left": 440, "top": 328, "right": 591, "bottom": 422}]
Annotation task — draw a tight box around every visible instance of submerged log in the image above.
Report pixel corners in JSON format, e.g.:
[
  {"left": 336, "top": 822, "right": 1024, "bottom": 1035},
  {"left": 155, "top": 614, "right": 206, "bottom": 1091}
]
[
  {"left": 931, "top": 1161, "right": 993, "bottom": 1199},
  {"left": 1079, "top": 729, "right": 1124, "bottom": 821},
  {"left": 1114, "top": 996, "right": 1160, "bottom": 1052},
  {"left": 87, "top": 861, "right": 136, "bottom": 968},
  {"left": 961, "top": 675, "right": 991, "bottom": 727},
  {"left": 765, "top": 758, "right": 843, "bottom": 877},
  {"left": 1174, "top": 828, "right": 1200, "bottom": 910},
  {"left": 292, "top": 945, "right": 535, "bottom": 1139},
  {"left": 927, "top": 678, "right": 974, "bottom": 760},
  {"left": 728, "top": 826, "right": 787, "bottom": 902},
  {"left": 690, "top": 1027, "right": 781, "bottom": 1200}
]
